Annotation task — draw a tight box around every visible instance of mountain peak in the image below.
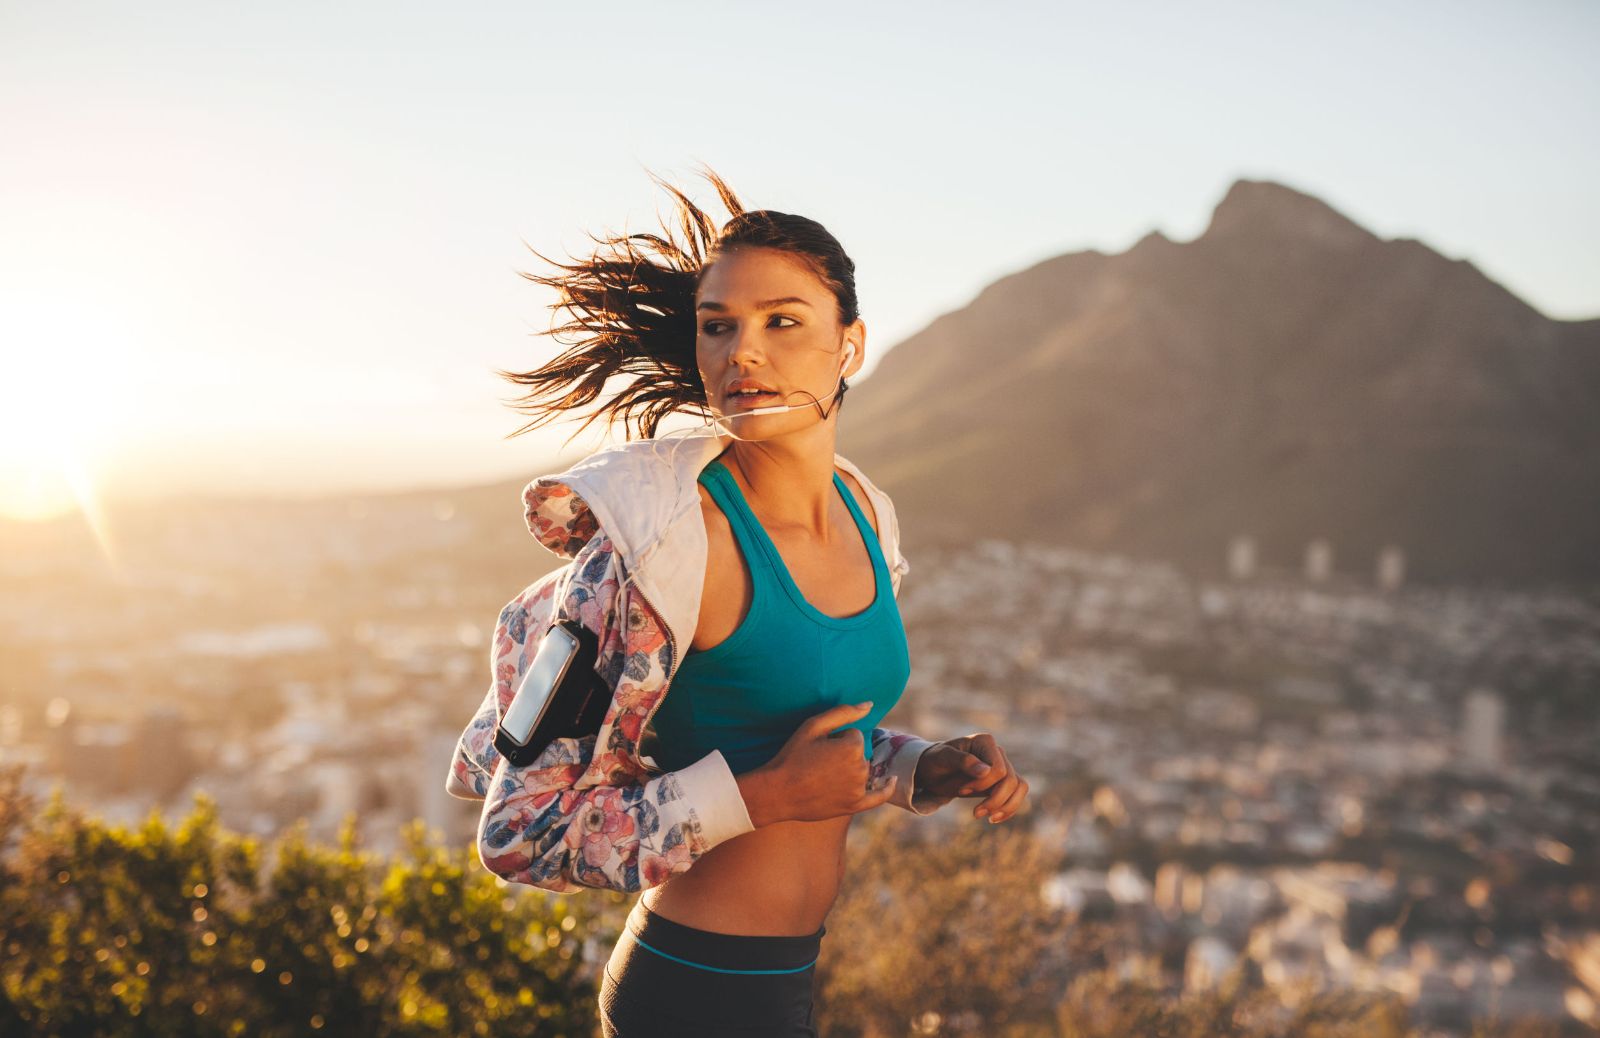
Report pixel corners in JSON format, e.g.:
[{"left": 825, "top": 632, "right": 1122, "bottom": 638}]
[
  {"left": 843, "top": 177, "right": 1600, "bottom": 585},
  {"left": 1202, "top": 178, "right": 1374, "bottom": 250}
]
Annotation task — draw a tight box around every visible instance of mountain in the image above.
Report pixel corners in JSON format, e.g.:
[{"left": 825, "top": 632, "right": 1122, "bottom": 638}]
[{"left": 838, "top": 178, "right": 1600, "bottom": 588}]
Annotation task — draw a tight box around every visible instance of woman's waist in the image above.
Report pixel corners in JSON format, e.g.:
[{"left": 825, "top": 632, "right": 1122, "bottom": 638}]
[
  {"left": 643, "top": 816, "right": 850, "bottom": 935},
  {"left": 623, "top": 895, "right": 825, "bottom": 977}
]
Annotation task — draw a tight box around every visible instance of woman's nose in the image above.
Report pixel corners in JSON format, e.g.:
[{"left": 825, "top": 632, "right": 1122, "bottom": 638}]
[{"left": 727, "top": 330, "right": 768, "bottom": 367}]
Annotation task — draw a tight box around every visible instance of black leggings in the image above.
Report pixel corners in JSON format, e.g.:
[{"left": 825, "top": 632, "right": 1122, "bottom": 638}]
[{"left": 599, "top": 897, "right": 826, "bottom": 1037}]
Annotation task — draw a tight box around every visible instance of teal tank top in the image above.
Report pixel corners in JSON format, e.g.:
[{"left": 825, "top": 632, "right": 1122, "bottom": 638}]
[{"left": 647, "top": 457, "right": 911, "bottom": 775}]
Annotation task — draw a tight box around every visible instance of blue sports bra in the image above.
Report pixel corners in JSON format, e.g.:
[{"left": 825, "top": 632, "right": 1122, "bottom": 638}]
[{"left": 646, "top": 457, "right": 911, "bottom": 775}]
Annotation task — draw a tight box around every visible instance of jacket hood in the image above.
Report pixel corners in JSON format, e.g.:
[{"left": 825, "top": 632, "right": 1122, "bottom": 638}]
[{"left": 522, "top": 427, "right": 731, "bottom": 562}]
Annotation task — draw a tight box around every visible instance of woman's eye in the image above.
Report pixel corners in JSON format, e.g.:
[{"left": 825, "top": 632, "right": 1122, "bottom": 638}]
[{"left": 701, "top": 315, "right": 799, "bottom": 335}]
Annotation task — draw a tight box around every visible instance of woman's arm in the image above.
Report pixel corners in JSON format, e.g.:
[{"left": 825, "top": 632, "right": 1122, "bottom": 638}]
[
  {"left": 472, "top": 534, "right": 757, "bottom": 893},
  {"left": 444, "top": 571, "right": 565, "bottom": 802},
  {"left": 478, "top": 739, "right": 754, "bottom": 893}
]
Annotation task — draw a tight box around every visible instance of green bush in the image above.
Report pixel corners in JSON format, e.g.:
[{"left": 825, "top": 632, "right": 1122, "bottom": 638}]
[
  {"left": 0, "top": 765, "right": 1566, "bottom": 1037},
  {"left": 0, "top": 764, "right": 607, "bottom": 1037}
]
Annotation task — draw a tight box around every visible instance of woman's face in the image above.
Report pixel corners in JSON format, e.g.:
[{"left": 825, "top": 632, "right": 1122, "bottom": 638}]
[{"left": 694, "top": 246, "right": 861, "bottom": 436}]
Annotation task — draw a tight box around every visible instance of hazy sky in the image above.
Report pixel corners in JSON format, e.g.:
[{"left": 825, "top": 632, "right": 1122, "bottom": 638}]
[{"left": 2, "top": 0, "right": 1596, "bottom": 517}]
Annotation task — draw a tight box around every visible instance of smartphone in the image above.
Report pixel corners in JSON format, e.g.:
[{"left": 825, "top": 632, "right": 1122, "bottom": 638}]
[{"left": 493, "top": 619, "right": 605, "bottom": 766}]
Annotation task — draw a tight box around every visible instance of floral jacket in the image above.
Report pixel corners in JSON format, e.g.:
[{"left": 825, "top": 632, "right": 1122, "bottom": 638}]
[{"left": 444, "top": 426, "right": 953, "bottom": 894}]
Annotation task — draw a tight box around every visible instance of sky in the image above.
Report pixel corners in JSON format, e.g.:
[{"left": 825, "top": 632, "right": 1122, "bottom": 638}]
[{"left": 1, "top": 0, "right": 1596, "bottom": 519}]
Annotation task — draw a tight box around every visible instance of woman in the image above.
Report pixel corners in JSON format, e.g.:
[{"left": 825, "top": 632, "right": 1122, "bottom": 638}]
[{"left": 448, "top": 167, "right": 1029, "bottom": 1036}]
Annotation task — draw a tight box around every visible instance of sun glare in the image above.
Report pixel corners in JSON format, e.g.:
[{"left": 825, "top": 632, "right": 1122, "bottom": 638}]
[
  {"left": 0, "top": 296, "right": 123, "bottom": 532},
  {"left": 0, "top": 445, "right": 94, "bottom": 524}
]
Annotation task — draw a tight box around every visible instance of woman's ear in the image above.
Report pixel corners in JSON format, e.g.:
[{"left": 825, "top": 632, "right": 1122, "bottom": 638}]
[{"left": 843, "top": 321, "right": 866, "bottom": 380}]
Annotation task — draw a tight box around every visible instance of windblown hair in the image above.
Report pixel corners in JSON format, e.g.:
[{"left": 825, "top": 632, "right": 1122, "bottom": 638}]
[{"left": 496, "top": 164, "right": 861, "bottom": 444}]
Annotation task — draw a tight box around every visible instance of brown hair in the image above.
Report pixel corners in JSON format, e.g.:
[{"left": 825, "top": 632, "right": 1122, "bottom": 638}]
[{"left": 496, "top": 164, "right": 861, "bottom": 444}]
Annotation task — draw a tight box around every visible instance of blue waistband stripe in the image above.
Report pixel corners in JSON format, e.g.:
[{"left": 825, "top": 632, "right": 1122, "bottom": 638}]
[{"left": 632, "top": 934, "right": 819, "bottom": 975}]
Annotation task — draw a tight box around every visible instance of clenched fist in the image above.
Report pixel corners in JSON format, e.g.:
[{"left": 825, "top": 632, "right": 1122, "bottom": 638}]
[{"left": 737, "top": 702, "right": 899, "bottom": 826}]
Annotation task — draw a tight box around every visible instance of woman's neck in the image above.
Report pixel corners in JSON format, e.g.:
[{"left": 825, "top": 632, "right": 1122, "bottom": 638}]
[{"left": 719, "top": 431, "right": 842, "bottom": 540}]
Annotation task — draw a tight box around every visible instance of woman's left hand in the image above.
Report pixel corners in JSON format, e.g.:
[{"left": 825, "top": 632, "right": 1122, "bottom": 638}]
[{"left": 914, "top": 734, "right": 1029, "bottom": 823}]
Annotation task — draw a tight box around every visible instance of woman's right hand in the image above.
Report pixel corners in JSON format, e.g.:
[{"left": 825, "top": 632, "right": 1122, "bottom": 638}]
[{"left": 738, "top": 702, "right": 898, "bottom": 826}]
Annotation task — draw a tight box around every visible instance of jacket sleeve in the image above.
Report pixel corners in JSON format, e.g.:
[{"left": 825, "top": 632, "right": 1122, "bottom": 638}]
[
  {"left": 444, "top": 683, "right": 499, "bottom": 801},
  {"left": 474, "top": 533, "right": 756, "bottom": 893},
  {"left": 887, "top": 515, "right": 911, "bottom": 598},
  {"left": 444, "top": 569, "right": 564, "bottom": 802},
  {"left": 869, "top": 728, "right": 956, "bottom": 816}
]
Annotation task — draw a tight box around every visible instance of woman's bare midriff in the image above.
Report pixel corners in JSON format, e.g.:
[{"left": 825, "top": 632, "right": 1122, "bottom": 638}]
[{"left": 640, "top": 814, "right": 852, "bottom": 935}]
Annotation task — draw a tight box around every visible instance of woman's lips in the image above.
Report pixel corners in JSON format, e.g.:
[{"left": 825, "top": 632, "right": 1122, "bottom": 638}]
[{"left": 728, "top": 392, "right": 779, "bottom": 409}]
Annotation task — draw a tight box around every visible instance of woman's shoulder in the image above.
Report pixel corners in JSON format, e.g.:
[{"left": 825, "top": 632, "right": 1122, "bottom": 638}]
[
  {"left": 834, "top": 467, "right": 879, "bottom": 539},
  {"left": 833, "top": 453, "right": 910, "bottom": 590},
  {"left": 833, "top": 453, "right": 898, "bottom": 538}
]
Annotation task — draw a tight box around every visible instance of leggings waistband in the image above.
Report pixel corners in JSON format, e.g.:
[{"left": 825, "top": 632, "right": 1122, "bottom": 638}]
[{"left": 625, "top": 898, "right": 825, "bottom": 974}]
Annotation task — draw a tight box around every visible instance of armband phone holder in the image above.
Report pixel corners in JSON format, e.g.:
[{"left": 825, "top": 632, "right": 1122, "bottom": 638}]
[{"left": 493, "top": 618, "right": 610, "bottom": 767}]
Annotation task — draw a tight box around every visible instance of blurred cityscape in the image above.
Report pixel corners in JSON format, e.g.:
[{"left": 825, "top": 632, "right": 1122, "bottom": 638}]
[{"left": 1, "top": 498, "right": 1596, "bottom": 1036}]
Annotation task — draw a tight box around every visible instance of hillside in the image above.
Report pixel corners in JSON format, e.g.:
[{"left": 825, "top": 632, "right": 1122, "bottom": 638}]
[{"left": 838, "top": 178, "right": 1600, "bottom": 587}]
